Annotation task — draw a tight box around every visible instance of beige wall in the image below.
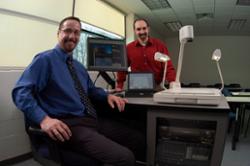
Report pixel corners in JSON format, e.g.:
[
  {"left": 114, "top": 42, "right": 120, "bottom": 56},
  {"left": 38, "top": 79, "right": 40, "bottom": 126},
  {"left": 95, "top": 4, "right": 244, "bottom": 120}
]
[
  {"left": 166, "top": 36, "right": 250, "bottom": 88},
  {"left": 0, "top": 0, "right": 73, "bottom": 67},
  {"left": 0, "top": 0, "right": 72, "bottom": 21},
  {"left": 125, "top": 13, "right": 135, "bottom": 44},
  {"left": 0, "top": 14, "right": 58, "bottom": 67},
  {"left": 75, "top": 0, "right": 125, "bottom": 38}
]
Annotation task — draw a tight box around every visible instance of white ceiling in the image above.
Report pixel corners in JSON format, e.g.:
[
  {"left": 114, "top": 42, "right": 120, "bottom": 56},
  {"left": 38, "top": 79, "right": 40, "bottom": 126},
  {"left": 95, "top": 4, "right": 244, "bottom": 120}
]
[{"left": 102, "top": 0, "right": 250, "bottom": 38}]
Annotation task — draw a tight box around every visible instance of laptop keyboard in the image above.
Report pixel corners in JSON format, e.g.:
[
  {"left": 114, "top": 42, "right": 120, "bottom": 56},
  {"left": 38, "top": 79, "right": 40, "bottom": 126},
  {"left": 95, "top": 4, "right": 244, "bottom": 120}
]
[{"left": 125, "top": 91, "right": 153, "bottom": 97}]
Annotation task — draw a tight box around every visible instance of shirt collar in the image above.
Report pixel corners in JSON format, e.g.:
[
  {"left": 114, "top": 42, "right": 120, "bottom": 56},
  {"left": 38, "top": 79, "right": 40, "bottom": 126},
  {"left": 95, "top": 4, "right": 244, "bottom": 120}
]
[
  {"left": 55, "top": 44, "right": 73, "bottom": 62},
  {"left": 135, "top": 37, "right": 153, "bottom": 47}
]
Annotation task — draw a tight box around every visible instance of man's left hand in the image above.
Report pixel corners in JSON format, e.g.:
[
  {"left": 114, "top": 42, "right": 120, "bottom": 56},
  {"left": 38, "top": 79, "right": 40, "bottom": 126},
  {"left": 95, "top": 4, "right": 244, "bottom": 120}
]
[{"left": 107, "top": 94, "right": 128, "bottom": 112}]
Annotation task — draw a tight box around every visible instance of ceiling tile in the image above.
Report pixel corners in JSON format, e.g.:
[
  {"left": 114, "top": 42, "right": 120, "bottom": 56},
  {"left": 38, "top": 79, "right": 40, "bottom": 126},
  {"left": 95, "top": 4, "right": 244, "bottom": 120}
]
[
  {"left": 215, "top": 0, "right": 237, "bottom": 6},
  {"left": 152, "top": 8, "right": 177, "bottom": 21},
  {"left": 103, "top": 0, "right": 250, "bottom": 37},
  {"left": 192, "top": 0, "right": 214, "bottom": 6},
  {"left": 168, "top": 0, "right": 193, "bottom": 8},
  {"left": 195, "top": 6, "right": 214, "bottom": 13},
  {"left": 234, "top": 5, "right": 250, "bottom": 14}
]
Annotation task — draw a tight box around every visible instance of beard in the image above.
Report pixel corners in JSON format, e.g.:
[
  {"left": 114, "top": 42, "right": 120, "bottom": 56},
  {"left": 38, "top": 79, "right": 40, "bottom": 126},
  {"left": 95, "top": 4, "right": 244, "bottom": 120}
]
[
  {"left": 138, "top": 33, "right": 148, "bottom": 41},
  {"left": 63, "top": 38, "right": 78, "bottom": 53}
]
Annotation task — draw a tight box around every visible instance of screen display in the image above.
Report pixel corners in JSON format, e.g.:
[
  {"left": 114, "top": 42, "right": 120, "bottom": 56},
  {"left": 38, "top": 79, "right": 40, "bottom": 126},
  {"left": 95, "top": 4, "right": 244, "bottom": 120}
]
[
  {"left": 87, "top": 38, "right": 127, "bottom": 71},
  {"left": 128, "top": 73, "right": 154, "bottom": 90}
]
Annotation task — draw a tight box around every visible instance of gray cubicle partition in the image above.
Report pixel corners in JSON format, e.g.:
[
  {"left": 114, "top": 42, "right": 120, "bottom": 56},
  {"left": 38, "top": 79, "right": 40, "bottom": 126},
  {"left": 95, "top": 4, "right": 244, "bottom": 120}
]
[{"left": 0, "top": 67, "right": 31, "bottom": 161}]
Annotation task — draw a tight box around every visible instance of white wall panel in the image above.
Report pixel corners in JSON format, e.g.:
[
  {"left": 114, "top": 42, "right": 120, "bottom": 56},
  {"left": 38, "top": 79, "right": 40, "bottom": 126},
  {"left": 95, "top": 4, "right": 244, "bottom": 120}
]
[
  {"left": 0, "top": 0, "right": 73, "bottom": 22},
  {"left": 0, "top": 14, "right": 57, "bottom": 67},
  {"left": 75, "top": 0, "right": 125, "bottom": 37}
]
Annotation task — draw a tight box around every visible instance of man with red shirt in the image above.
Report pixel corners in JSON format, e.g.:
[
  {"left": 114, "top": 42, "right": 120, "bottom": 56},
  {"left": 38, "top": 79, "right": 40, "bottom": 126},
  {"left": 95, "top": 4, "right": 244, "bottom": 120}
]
[{"left": 116, "top": 18, "right": 176, "bottom": 90}]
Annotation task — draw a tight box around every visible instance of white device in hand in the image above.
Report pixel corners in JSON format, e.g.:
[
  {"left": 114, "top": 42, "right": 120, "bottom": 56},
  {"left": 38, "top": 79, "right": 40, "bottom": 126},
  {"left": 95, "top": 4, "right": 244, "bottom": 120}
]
[{"left": 154, "top": 52, "right": 170, "bottom": 89}]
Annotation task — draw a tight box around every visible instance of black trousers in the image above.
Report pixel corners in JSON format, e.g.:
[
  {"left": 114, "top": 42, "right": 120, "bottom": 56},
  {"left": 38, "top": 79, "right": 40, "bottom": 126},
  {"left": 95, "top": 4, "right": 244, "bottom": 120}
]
[{"left": 60, "top": 116, "right": 146, "bottom": 166}]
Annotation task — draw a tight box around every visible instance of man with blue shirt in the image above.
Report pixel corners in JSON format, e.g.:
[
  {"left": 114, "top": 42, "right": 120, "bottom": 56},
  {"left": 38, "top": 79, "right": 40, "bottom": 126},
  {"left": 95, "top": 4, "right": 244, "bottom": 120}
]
[{"left": 12, "top": 16, "right": 144, "bottom": 166}]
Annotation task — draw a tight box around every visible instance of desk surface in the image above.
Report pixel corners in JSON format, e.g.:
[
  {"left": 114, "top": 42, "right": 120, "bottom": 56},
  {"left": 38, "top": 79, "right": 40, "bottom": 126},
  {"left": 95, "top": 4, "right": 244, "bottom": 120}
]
[
  {"left": 231, "top": 92, "right": 250, "bottom": 96},
  {"left": 226, "top": 96, "right": 250, "bottom": 103},
  {"left": 127, "top": 97, "right": 229, "bottom": 110}
]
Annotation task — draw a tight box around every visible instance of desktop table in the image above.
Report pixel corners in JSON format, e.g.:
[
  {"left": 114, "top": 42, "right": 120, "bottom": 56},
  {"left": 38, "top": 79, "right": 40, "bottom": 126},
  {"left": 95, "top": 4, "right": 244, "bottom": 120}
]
[
  {"left": 126, "top": 97, "right": 229, "bottom": 166},
  {"left": 226, "top": 96, "right": 250, "bottom": 150}
]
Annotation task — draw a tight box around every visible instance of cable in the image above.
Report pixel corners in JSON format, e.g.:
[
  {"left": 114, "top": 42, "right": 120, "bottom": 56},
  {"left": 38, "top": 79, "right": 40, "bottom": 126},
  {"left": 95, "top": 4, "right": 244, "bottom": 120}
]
[{"left": 93, "top": 72, "right": 101, "bottom": 85}]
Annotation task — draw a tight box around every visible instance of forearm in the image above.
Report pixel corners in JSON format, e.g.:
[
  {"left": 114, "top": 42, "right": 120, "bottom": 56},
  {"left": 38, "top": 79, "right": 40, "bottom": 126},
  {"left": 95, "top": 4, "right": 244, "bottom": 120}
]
[
  {"left": 116, "top": 71, "right": 127, "bottom": 89},
  {"left": 12, "top": 86, "right": 47, "bottom": 125},
  {"left": 89, "top": 87, "right": 108, "bottom": 101}
]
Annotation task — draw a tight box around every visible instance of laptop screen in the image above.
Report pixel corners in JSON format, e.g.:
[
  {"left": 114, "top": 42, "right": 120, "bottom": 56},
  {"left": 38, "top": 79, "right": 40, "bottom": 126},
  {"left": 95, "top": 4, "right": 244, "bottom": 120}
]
[{"left": 128, "top": 72, "right": 154, "bottom": 91}]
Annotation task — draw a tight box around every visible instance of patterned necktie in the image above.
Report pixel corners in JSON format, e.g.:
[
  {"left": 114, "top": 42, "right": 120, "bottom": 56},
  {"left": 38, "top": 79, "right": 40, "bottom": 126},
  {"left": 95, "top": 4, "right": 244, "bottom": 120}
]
[{"left": 66, "top": 57, "right": 97, "bottom": 118}]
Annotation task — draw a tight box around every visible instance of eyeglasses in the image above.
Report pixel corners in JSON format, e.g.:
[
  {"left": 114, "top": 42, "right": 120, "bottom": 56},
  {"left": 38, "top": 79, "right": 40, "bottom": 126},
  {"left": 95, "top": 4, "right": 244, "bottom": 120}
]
[
  {"left": 135, "top": 27, "right": 147, "bottom": 31},
  {"left": 60, "top": 28, "right": 81, "bottom": 36}
]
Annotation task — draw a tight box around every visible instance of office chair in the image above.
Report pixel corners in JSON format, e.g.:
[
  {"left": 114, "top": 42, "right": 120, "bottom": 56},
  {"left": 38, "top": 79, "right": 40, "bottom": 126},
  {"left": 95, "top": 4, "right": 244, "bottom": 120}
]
[
  {"left": 221, "top": 88, "right": 236, "bottom": 134},
  {"left": 180, "top": 82, "right": 188, "bottom": 87},
  {"left": 26, "top": 122, "right": 101, "bottom": 166},
  {"left": 214, "top": 83, "right": 226, "bottom": 89},
  {"left": 24, "top": 99, "right": 110, "bottom": 166},
  {"left": 227, "top": 83, "right": 242, "bottom": 92},
  {"left": 187, "top": 82, "right": 201, "bottom": 87},
  {"left": 206, "top": 84, "right": 214, "bottom": 88},
  {"left": 244, "top": 112, "right": 250, "bottom": 137},
  {"left": 243, "top": 88, "right": 250, "bottom": 137},
  {"left": 228, "top": 83, "right": 241, "bottom": 88}
]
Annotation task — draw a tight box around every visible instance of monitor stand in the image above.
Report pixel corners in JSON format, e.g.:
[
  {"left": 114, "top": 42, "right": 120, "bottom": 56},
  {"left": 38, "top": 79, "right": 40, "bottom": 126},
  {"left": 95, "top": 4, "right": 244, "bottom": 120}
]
[
  {"left": 98, "top": 71, "right": 115, "bottom": 89},
  {"left": 153, "top": 87, "right": 224, "bottom": 105}
]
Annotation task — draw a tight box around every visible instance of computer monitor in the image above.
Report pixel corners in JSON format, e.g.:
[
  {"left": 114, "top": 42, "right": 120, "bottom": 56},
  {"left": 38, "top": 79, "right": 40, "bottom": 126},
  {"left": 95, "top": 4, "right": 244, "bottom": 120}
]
[{"left": 87, "top": 37, "right": 127, "bottom": 71}]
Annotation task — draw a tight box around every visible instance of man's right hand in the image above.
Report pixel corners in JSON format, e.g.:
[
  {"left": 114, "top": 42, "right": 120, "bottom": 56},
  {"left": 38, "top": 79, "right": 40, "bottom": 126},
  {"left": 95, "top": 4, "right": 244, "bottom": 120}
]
[{"left": 40, "top": 116, "right": 72, "bottom": 142}]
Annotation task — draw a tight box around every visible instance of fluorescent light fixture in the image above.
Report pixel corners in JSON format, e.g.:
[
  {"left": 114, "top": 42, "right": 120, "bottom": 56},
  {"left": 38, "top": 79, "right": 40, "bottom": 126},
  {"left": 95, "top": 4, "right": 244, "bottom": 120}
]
[
  {"left": 141, "top": 0, "right": 171, "bottom": 10},
  {"left": 227, "top": 19, "right": 247, "bottom": 30},
  {"left": 164, "top": 21, "right": 182, "bottom": 32},
  {"left": 237, "top": 0, "right": 250, "bottom": 6},
  {"left": 196, "top": 13, "right": 214, "bottom": 20}
]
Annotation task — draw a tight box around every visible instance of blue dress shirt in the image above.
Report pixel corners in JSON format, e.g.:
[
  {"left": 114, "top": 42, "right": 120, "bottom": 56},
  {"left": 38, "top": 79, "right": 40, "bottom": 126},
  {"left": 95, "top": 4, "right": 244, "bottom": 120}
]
[{"left": 12, "top": 45, "right": 108, "bottom": 125}]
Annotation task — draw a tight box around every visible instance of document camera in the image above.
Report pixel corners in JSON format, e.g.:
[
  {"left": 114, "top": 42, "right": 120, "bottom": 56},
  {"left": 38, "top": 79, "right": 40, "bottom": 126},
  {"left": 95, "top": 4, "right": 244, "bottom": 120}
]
[{"left": 153, "top": 25, "right": 224, "bottom": 106}]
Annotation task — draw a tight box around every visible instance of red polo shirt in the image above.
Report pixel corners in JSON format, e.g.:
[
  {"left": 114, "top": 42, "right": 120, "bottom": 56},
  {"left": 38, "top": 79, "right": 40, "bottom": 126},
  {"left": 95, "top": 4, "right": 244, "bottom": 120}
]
[{"left": 116, "top": 37, "right": 176, "bottom": 89}]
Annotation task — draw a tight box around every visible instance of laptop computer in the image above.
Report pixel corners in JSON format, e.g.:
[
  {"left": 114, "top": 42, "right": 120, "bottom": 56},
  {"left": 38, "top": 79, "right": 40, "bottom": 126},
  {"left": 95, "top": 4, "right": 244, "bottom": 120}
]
[{"left": 125, "top": 72, "right": 155, "bottom": 97}]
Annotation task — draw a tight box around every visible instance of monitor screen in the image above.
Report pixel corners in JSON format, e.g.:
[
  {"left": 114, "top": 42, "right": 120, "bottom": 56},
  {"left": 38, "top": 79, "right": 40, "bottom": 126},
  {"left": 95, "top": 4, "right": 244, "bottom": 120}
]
[
  {"left": 87, "top": 38, "right": 127, "bottom": 71},
  {"left": 128, "top": 72, "right": 154, "bottom": 90}
]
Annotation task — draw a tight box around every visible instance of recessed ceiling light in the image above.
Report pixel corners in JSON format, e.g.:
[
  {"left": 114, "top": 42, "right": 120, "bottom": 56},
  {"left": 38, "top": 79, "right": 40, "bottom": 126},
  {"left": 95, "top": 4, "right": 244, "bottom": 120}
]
[
  {"left": 236, "top": 0, "right": 250, "bottom": 6},
  {"left": 141, "top": 0, "right": 171, "bottom": 10},
  {"left": 164, "top": 21, "right": 182, "bottom": 32},
  {"left": 227, "top": 19, "right": 247, "bottom": 30},
  {"left": 196, "top": 13, "right": 214, "bottom": 20}
]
